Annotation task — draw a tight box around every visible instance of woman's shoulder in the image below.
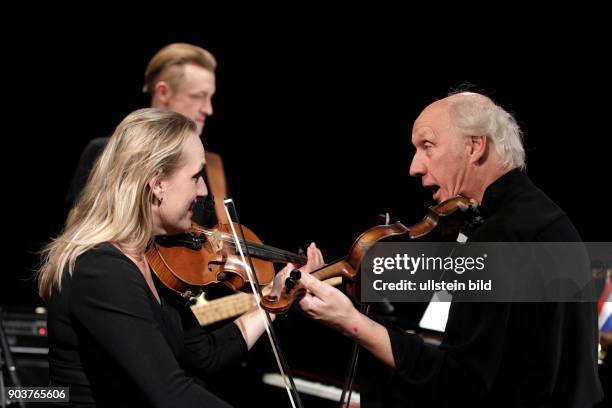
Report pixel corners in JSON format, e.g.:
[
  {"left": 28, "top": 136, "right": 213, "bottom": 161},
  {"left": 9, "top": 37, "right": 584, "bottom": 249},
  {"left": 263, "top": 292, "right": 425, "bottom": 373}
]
[
  {"left": 74, "top": 242, "right": 139, "bottom": 281},
  {"left": 77, "top": 242, "right": 128, "bottom": 263}
]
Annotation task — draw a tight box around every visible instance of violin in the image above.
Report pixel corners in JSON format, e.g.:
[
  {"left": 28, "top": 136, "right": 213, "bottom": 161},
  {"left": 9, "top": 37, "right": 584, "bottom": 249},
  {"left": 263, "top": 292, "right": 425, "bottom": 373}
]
[
  {"left": 146, "top": 222, "right": 307, "bottom": 298},
  {"left": 261, "top": 196, "right": 480, "bottom": 314},
  {"left": 146, "top": 198, "right": 307, "bottom": 408}
]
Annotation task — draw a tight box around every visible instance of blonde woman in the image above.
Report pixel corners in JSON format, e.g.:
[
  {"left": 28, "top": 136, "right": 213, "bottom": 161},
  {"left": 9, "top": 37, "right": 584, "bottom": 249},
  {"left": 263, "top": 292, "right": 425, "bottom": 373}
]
[{"left": 40, "top": 108, "right": 323, "bottom": 407}]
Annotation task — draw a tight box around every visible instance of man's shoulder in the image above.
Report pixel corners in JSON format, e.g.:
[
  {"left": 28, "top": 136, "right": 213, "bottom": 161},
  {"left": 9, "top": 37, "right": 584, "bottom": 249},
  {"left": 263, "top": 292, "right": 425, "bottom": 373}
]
[
  {"left": 475, "top": 184, "right": 579, "bottom": 242},
  {"left": 87, "top": 136, "right": 110, "bottom": 146},
  {"left": 77, "top": 137, "right": 110, "bottom": 163},
  {"left": 83, "top": 137, "right": 110, "bottom": 152}
]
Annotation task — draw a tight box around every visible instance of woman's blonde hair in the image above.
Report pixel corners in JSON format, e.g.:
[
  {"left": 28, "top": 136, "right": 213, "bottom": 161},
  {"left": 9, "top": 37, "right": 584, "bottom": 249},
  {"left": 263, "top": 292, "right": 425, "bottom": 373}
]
[{"left": 38, "top": 108, "right": 196, "bottom": 302}]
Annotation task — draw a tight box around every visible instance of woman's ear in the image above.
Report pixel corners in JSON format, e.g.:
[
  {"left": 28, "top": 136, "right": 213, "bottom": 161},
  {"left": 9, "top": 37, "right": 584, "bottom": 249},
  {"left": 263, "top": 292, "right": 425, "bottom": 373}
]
[{"left": 149, "top": 176, "right": 164, "bottom": 203}]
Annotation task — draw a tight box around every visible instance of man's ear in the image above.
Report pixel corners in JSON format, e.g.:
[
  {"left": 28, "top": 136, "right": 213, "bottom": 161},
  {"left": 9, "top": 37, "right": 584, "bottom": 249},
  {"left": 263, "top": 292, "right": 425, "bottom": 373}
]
[
  {"left": 469, "top": 135, "right": 488, "bottom": 164},
  {"left": 154, "top": 81, "right": 172, "bottom": 105}
]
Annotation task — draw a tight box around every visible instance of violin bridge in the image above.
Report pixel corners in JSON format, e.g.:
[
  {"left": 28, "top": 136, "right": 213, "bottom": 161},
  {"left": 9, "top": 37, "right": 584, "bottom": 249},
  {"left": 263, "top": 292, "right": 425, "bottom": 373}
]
[{"left": 209, "top": 230, "right": 224, "bottom": 253}]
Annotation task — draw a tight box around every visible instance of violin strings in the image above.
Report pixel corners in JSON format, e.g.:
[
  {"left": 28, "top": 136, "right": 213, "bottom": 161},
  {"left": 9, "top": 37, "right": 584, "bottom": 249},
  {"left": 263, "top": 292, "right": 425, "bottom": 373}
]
[{"left": 189, "top": 227, "right": 306, "bottom": 263}]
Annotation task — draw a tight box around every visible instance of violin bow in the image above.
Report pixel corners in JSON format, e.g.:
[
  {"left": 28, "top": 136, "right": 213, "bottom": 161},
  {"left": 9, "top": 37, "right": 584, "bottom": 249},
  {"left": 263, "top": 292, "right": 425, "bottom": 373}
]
[
  {"left": 222, "top": 198, "right": 304, "bottom": 408},
  {"left": 339, "top": 213, "right": 391, "bottom": 408}
]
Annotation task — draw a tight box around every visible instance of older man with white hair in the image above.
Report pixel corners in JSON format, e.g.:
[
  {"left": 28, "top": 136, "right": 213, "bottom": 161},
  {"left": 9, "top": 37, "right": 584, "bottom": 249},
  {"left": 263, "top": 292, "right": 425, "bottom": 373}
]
[{"left": 290, "top": 92, "right": 603, "bottom": 407}]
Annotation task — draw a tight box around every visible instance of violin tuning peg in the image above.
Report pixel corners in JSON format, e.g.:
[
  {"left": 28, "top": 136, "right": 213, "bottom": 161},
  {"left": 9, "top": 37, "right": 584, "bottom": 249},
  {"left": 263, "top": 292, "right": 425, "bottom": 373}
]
[
  {"left": 376, "top": 212, "right": 391, "bottom": 226},
  {"left": 285, "top": 277, "right": 296, "bottom": 291},
  {"left": 290, "top": 270, "right": 301, "bottom": 281}
]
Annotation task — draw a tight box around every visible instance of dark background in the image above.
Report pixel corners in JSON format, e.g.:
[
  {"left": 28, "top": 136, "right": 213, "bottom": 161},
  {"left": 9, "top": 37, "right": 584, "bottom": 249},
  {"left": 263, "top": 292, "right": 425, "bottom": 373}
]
[
  {"left": 7, "top": 27, "right": 610, "bottom": 307},
  {"left": 1, "top": 18, "right": 610, "bottom": 406}
]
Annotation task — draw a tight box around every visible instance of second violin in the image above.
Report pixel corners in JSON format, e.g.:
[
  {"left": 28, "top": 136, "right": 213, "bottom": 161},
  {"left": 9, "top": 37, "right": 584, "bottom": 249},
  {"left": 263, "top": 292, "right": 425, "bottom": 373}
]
[{"left": 261, "top": 196, "right": 480, "bottom": 313}]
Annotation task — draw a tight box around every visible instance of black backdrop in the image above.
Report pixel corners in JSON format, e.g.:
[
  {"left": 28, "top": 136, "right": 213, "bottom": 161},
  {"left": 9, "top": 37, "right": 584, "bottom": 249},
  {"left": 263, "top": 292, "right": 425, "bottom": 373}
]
[
  {"left": 5, "top": 27, "right": 611, "bottom": 307},
  {"left": 1, "top": 19, "right": 610, "bottom": 406}
]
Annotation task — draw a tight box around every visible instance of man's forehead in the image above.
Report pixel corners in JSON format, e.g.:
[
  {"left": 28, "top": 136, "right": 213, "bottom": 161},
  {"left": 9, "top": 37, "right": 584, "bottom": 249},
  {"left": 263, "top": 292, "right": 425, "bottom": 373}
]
[
  {"left": 180, "top": 64, "right": 216, "bottom": 89},
  {"left": 416, "top": 99, "right": 449, "bottom": 123},
  {"left": 412, "top": 100, "right": 451, "bottom": 139},
  {"left": 183, "top": 64, "right": 215, "bottom": 80}
]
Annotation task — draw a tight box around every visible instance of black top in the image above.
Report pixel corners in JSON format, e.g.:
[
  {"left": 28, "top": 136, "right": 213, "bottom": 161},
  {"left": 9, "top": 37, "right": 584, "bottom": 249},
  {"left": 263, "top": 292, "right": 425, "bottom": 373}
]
[
  {"left": 66, "top": 137, "right": 219, "bottom": 227},
  {"left": 47, "top": 243, "right": 247, "bottom": 407},
  {"left": 363, "top": 169, "right": 603, "bottom": 407}
]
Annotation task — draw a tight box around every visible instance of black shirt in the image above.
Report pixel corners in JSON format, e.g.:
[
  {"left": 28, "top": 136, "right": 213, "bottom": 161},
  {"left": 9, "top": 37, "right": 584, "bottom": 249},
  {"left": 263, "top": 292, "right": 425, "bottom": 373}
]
[
  {"left": 365, "top": 169, "right": 603, "bottom": 407},
  {"left": 47, "top": 243, "right": 247, "bottom": 407}
]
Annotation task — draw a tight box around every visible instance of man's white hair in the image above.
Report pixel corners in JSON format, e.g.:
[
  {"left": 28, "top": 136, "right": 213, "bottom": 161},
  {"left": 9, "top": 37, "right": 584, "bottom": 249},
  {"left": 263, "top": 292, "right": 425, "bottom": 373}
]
[{"left": 448, "top": 92, "right": 526, "bottom": 169}]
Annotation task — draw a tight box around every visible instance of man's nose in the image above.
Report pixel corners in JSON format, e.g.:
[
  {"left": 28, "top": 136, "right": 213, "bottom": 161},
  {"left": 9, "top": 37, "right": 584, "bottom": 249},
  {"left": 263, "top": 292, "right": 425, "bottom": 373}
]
[
  {"left": 201, "top": 98, "right": 213, "bottom": 117},
  {"left": 409, "top": 153, "right": 426, "bottom": 177}
]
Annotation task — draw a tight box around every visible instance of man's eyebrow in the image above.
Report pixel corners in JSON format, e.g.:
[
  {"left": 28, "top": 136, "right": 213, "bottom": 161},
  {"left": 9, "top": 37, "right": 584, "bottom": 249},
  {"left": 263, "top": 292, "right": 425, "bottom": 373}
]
[{"left": 417, "top": 127, "right": 437, "bottom": 140}]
